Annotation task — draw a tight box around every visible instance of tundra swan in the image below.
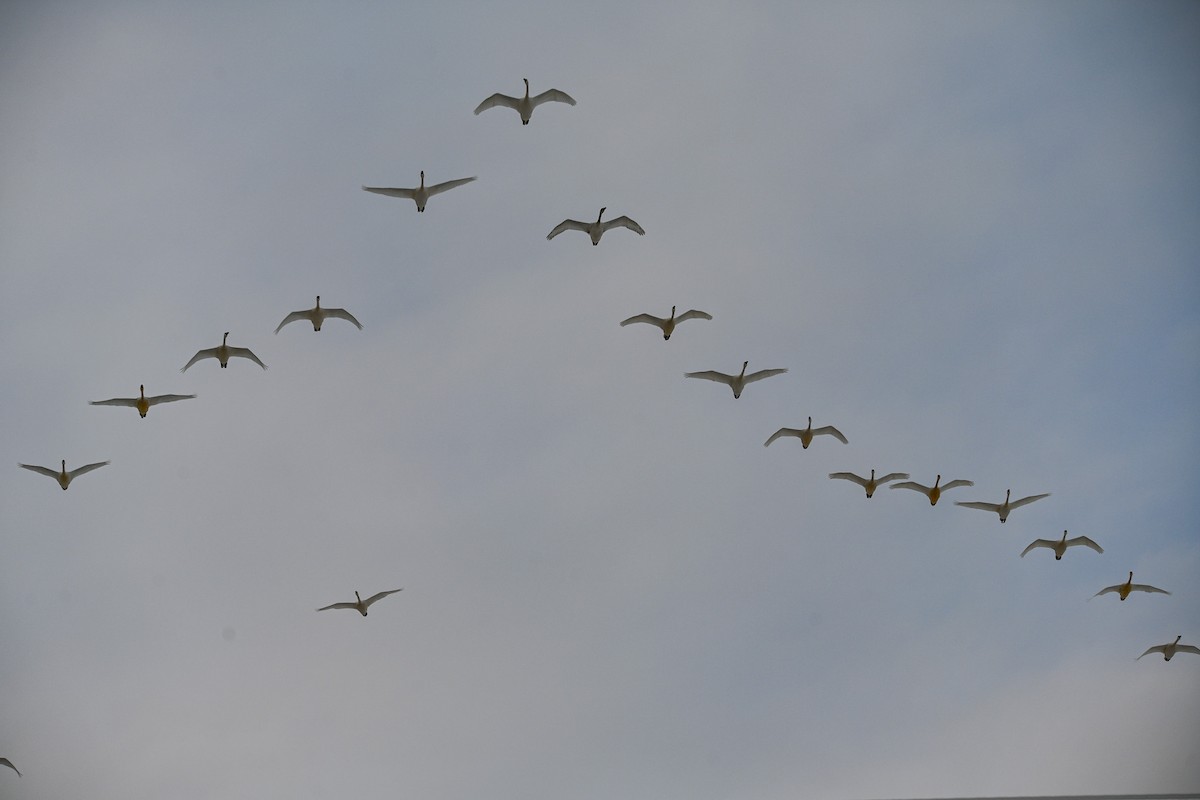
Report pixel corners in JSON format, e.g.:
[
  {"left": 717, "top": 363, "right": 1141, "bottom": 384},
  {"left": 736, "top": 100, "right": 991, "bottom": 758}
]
[
  {"left": 684, "top": 360, "right": 787, "bottom": 399},
  {"left": 317, "top": 588, "right": 402, "bottom": 616},
  {"left": 275, "top": 296, "right": 363, "bottom": 333},
  {"left": 955, "top": 488, "right": 1050, "bottom": 523},
  {"left": 889, "top": 474, "right": 974, "bottom": 506},
  {"left": 764, "top": 417, "right": 848, "bottom": 449},
  {"left": 1137, "top": 635, "right": 1200, "bottom": 661},
  {"left": 547, "top": 207, "right": 645, "bottom": 245},
  {"left": 19, "top": 459, "right": 109, "bottom": 490},
  {"left": 90, "top": 384, "right": 196, "bottom": 417},
  {"left": 474, "top": 77, "right": 576, "bottom": 124},
  {"left": 1020, "top": 530, "right": 1103, "bottom": 560},
  {"left": 362, "top": 171, "right": 476, "bottom": 212},
  {"left": 181, "top": 332, "right": 267, "bottom": 371},
  {"left": 1092, "top": 571, "right": 1170, "bottom": 601},
  {"left": 828, "top": 468, "right": 910, "bottom": 498},
  {"left": 620, "top": 305, "right": 712, "bottom": 340},
  {"left": 0, "top": 758, "right": 19, "bottom": 777}
]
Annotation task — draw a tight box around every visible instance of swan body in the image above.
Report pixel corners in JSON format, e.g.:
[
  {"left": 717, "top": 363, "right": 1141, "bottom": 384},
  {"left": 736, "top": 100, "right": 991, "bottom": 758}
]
[
  {"left": 0, "top": 757, "right": 19, "bottom": 777},
  {"left": 275, "top": 296, "right": 363, "bottom": 333},
  {"left": 764, "top": 417, "right": 848, "bottom": 449},
  {"left": 1137, "top": 635, "right": 1200, "bottom": 661},
  {"left": 890, "top": 474, "right": 974, "bottom": 506},
  {"left": 317, "top": 588, "right": 402, "bottom": 616},
  {"left": 620, "top": 305, "right": 712, "bottom": 340},
  {"left": 547, "top": 207, "right": 645, "bottom": 245},
  {"left": 90, "top": 384, "right": 196, "bottom": 417},
  {"left": 1020, "top": 530, "right": 1103, "bottom": 560},
  {"left": 684, "top": 360, "right": 787, "bottom": 399},
  {"left": 182, "top": 332, "right": 267, "bottom": 371},
  {"left": 828, "top": 468, "right": 910, "bottom": 498},
  {"left": 1093, "top": 571, "right": 1170, "bottom": 601},
  {"left": 362, "top": 170, "right": 476, "bottom": 212},
  {"left": 474, "top": 77, "right": 576, "bottom": 124},
  {"left": 19, "top": 459, "right": 109, "bottom": 490},
  {"left": 955, "top": 488, "right": 1050, "bottom": 523}
]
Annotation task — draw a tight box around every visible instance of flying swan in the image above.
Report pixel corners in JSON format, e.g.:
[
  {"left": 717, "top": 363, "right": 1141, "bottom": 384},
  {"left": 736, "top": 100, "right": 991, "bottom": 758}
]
[
  {"left": 275, "top": 296, "right": 363, "bottom": 333},
  {"left": 1092, "top": 571, "right": 1170, "bottom": 601},
  {"left": 955, "top": 488, "right": 1050, "bottom": 523},
  {"left": 474, "top": 77, "right": 576, "bottom": 124},
  {"left": 0, "top": 757, "right": 19, "bottom": 777},
  {"left": 1019, "top": 530, "right": 1103, "bottom": 560},
  {"left": 764, "top": 417, "right": 848, "bottom": 449},
  {"left": 889, "top": 474, "right": 974, "bottom": 506},
  {"left": 620, "top": 306, "right": 712, "bottom": 340},
  {"left": 547, "top": 207, "right": 645, "bottom": 245},
  {"left": 90, "top": 384, "right": 196, "bottom": 417},
  {"left": 317, "top": 589, "right": 403, "bottom": 616},
  {"left": 684, "top": 360, "right": 787, "bottom": 399},
  {"left": 1137, "top": 635, "right": 1200, "bottom": 661},
  {"left": 362, "top": 171, "right": 476, "bottom": 212},
  {"left": 181, "top": 332, "right": 267, "bottom": 371},
  {"left": 828, "top": 468, "right": 910, "bottom": 498},
  {"left": 19, "top": 459, "right": 109, "bottom": 490}
]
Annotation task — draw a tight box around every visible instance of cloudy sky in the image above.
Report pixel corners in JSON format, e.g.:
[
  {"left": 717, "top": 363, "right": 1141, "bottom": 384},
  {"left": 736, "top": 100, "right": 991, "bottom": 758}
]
[{"left": 2, "top": 2, "right": 1198, "bottom": 798}]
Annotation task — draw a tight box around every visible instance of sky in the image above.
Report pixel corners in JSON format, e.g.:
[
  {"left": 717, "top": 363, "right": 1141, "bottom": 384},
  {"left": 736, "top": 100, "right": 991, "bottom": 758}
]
[{"left": 1, "top": 2, "right": 1199, "bottom": 798}]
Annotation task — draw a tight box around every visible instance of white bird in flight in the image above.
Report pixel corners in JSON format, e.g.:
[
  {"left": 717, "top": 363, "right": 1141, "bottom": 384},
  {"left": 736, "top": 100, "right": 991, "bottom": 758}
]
[
  {"left": 362, "top": 170, "right": 476, "bottom": 212},
  {"left": 1137, "top": 635, "right": 1200, "bottom": 661},
  {"left": 620, "top": 305, "right": 712, "bottom": 340},
  {"left": 89, "top": 384, "right": 196, "bottom": 418},
  {"left": 764, "top": 417, "right": 848, "bottom": 449},
  {"left": 955, "top": 488, "right": 1050, "bottom": 523},
  {"left": 275, "top": 296, "right": 363, "bottom": 334},
  {"left": 1019, "top": 530, "right": 1103, "bottom": 560},
  {"left": 317, "top": 589, "right": 403, "bottom": 616},
  {"left": 828, "top": 468, "right": 910, "bottom": 498},
  {"left": 684, "top": 360, "right": 787, "bottom": 399},
  {"left": 474, "top": 77, "right": 576, "bottom": 125},
  {"left": 547, "top": 207, "right": 645, "bottom": 245},
  {"left": 1092, "top": 571, "right": 1170, "bottom": 601},
  {"left": 889, "top": 474, "right": 974, "bottom": 506},
  {"left": 181, "top": 332, "right": 267, "bottom": 371},
  {"left": 19, "top": 459, "right": 109, "bottom": 491},
  {"left": 0, "top": 757, "right": 20, "bottom": 777}
]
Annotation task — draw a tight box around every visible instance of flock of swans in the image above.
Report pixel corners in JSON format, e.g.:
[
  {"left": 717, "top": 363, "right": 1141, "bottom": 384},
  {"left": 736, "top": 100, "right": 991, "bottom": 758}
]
[{"left": 6, "top": 74, "right": 1193, "bottom": 785}]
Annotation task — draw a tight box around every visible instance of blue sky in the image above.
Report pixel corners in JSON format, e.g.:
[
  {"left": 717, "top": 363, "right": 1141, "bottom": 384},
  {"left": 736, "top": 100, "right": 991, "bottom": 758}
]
[{"left": 2, "top": 2, "right": 1198, "bottom": 798}]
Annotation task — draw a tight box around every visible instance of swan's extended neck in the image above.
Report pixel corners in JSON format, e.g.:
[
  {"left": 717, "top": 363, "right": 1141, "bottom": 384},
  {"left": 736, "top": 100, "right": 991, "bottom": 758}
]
[
  {"left": 523, "top": 77, "right": 530, "bottom": 98},
  {"left": 934, "top": 474, "right": 941, "bottom": 487},
  {"left": 222, "top": 332, "right": 230, "bottom": 344},
  {"left": 1060, "top": 530, "right": 1068, "bottom": 542},
  {"left": 597, "top": 207, "right": 606, "bottom": 222},
  {"left": 419, "top": 171, "right": 425, "bottom": 189},
  {"left": 807, "top": 416, "right": 813, "bottom": 428},
  {"left": 670, "top": 305, "right": 676, "bottom": 318},
  {"left": 355, "top": 591, "right": 362, "bottom": 602},
  {"left": 315, "top": 295, "right": 321, "bottom": 309},
  {"left": 1173, "top": 635, "right": 1182, "bottom": 644},
  {"left": 61, "top": 459, "right": 66, "bottom": 471},
  {"left": 739, "top": 361, "right": 748, "bottom": 378},
  {"left": 139, "top": 384, "right": 146, "bottom": 398}
]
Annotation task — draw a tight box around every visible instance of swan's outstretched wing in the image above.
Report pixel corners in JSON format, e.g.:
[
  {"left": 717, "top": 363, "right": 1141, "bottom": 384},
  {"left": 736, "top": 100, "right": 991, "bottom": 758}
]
[
  {"left": 1129, "top": 584, "right": 1171, "bottom": 596},
  {"left": 890, "top": 481, "right": 932, "bottom": 495},
  {"left": 743, "top": 368, "right": 788, "bottom": 385},
  {"left": 146, "top": 393, "right": 196, "bottom": 406},
  {"left": 325, "top": 308, "right": 364, "bottom": 329},
  {"left": 274, "top": 310, "right": 309, "bottom": 334},
  {"left": 1009, "top": 492, "right": 1051, "bottom": 510},
  {"left": 875, "top": 472, "right": 910, "bottom": 484},
  {"left": 362, "top": 186, "right": 416, "bottom": 200},
  {"left": 547, "top": 219, "right": 588, "bottom": 240},
  {"left": 684, "top": 370, "right": 734, "bottom": 385},
  {"left": 68, "top": 460, "right": 110, "bottom": 479},
  {"left": 602, "top": 216, "right": 645, "bottom": 236},
  {"left": 956, "top": 501, "right": 1001, "bottom": 513},
  {"left": 829, "top": 472, "right": 868, "bottom": 488},
  {"left": 89, "top": 396, "right": 138, "bottom": 407},
  {"left": 1067, "top": 535, "right": 1103, "bottom": 554},
  {"left": 1174, "top": 644, "right": 1200, "bottom": 656},
  {"left": 0, "top": 757, "right": 20, "bottom": 776},
  {"left": 620, "top": 313, "right": 667, "bottom": 328},
  {"left": 473, "top": 92, "right": 521, "bottom": 115},
  {"left": 362, "top": 588, "right": 403, "bottom": 607},
  {"left": 812, "top": 425, "right": 849, "bottom": 444},
  {"left": 316, "top": 602, "right": 358, "bottom": 612},
  {"left": 764, "top": 428, "right": 802, "bottom": 447},
  {"left": 1136, "top": 644, "right": 1168, "bottom": 660},
  {"left": 18, "top": 463, "right": 60, "bottom": 479},
  {"left": 181, "top": 347, "right": 219, "bottom": 372},
  {"left": 1020, "top": 539, "right": 1055, "bottom": 558},
  {"left": 940, "top": 479, "right": 975, "bottom": 491},
  {"left": 228, "top": 348, "right": 268, "bottom": 370},
  {"left": 531, "top": 88, "right": 576, "bottom": 107},
  {"left": 1091, "top": 585, "right": 1121, "bottom": 598},
  {"left": 427, "top": 176, "right": 477, "bottom": 196},
  {"left": 674, "top": 310, "right": 713, "bottom": 324}
]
